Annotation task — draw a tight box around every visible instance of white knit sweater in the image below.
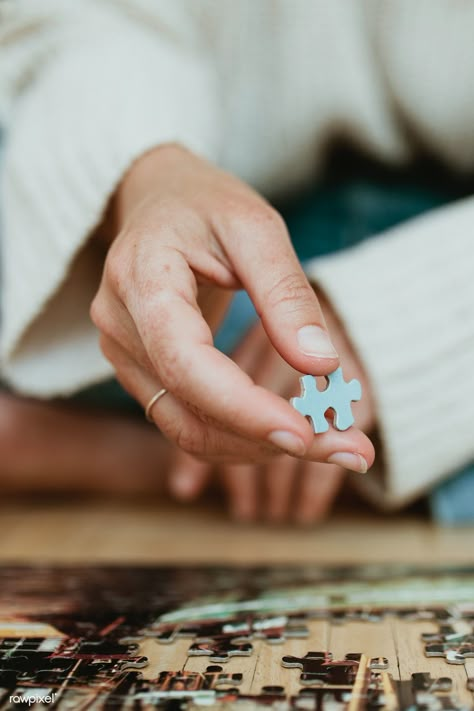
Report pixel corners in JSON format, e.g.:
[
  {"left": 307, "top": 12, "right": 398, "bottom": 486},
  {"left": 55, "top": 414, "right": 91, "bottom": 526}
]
[{"left": 1, "top": 0, "right": 474, "bottom": 508}]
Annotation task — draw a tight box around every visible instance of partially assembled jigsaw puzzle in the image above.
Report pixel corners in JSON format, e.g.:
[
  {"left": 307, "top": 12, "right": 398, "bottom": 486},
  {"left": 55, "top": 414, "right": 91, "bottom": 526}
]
[{"left": 0, "top": 565, "right": 474, "bottom": 709}]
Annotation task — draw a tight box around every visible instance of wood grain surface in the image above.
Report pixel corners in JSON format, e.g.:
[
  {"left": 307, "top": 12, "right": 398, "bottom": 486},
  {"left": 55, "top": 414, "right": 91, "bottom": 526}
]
[
  {"left": 0, "top": 499, "right": 472, "bottom": 706},
  {"left": 0, "top": 498, "right": 472, "bottom": 564}
]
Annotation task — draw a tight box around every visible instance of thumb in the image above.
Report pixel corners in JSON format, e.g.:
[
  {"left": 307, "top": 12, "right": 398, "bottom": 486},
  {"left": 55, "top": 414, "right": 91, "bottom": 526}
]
[
  {"left": 168, "top": 451, "right": 213, "bottom": 501},
  {"left": 234, "top": 208, "right": 339, "bottom": 375}
]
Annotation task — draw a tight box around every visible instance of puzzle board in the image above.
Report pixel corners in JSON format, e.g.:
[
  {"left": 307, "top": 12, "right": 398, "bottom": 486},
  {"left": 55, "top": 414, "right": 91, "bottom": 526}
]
[{"left": 0, "top": 565, "right": 474, "bottom": 709}]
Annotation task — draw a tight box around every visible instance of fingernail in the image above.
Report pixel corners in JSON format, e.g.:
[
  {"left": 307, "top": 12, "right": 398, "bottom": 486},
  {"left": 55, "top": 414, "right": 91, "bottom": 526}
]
[
  {"left": 297, "top": 325, "right": 338, "bottom": 359},
  {"left": 268, "top": 430, "right": 306, "bottom": 456},
  {"left": 327, "top": 452, "right": 368, "bottom": 474},
  {"left": 170, "top": 471, "right": 196, "bottom": 500}
]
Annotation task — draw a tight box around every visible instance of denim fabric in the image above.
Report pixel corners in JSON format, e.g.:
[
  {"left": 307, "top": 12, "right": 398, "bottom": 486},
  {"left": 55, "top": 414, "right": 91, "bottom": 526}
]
[{"left": 430, "top": 469, "right": 474, "bottom": 526}]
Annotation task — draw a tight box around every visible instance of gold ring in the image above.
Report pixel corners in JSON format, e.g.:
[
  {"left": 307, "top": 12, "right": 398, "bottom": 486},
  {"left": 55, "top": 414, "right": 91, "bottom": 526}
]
[{"left": 145, "top": 388, "right": 168, "bottom": 422}]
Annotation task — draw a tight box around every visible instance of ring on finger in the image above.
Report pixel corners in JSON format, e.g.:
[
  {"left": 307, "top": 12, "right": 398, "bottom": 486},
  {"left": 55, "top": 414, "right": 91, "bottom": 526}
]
[{"left": 145, "top": 388, "right": 169, "bottom": 422}]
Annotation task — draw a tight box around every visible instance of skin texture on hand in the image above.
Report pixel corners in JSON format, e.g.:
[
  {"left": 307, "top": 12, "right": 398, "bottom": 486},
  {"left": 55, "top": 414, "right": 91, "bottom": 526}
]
[
  {"left": 168, "top": 292, "right": 376, "bottom": 525},
  {"left": 91, "top": 144, "right": 374, "bottom": 477}
]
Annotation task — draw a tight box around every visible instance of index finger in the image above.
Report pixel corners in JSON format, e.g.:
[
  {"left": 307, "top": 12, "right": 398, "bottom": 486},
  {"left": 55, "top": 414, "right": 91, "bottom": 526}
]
[
  {"left": 129, "top": 248, "right": 316, "bottom": 457},
  {"left": 224, "top": 208, "right": 340, "bottom": 376}
]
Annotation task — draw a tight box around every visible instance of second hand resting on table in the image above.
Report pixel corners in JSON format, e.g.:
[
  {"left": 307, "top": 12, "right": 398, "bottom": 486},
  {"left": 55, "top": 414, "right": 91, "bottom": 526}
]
[
  {"left": 169, "top": 291, "right": 376, "bottom": 523},
  {"left": 91, "top": 144, "right": 375, "bottom": 520}
]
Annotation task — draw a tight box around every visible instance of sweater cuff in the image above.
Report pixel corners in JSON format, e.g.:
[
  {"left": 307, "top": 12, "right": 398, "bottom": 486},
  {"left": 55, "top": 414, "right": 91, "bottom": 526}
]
[
  {"left": 306, "top": 198, "right": 474, "bottom": 507},
  {"left": 1, "top": 32, "right": 220, "bottom": 396}
]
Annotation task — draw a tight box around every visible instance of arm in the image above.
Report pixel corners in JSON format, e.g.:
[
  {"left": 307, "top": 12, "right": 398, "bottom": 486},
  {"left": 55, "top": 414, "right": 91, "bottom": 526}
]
[
  {"left": 0, "top": 0, "right": 219, "bottom": 394},
  {"left": 307, "top": 198, "right": 474, "bottom": 506},
  {"left": 0, "top": 1, "right": 374, "bottom": 469}
]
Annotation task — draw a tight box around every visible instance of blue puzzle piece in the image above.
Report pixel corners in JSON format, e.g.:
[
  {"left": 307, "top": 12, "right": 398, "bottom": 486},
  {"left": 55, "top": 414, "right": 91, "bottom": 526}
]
[{"left": 290, "top": 367, "right": 361, "bottom": 433}]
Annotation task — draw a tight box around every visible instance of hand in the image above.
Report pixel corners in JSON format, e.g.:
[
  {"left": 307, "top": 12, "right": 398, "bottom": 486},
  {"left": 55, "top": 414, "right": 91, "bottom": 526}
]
[
  {"left": 168, "top": 292, "right": 376, "bottom": 524},
  {"left": 91, "top": 144, "right": 374, "bottom": 468}
]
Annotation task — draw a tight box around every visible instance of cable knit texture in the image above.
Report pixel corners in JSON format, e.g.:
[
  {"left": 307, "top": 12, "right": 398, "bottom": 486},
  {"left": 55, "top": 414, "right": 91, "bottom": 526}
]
[{"left": 1, "top": 0, "right": 474, "bottom": 505}]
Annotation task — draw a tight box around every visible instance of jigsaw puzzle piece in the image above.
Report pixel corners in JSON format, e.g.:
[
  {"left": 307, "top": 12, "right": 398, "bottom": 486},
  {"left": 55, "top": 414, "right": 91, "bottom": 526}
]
[
  {"left": 411, "top": 672, "right": 453, "bottom": 693},
  {"left": 179, "top": 620, "right": 251, "bottom": 640},
  {"left": 188, "top": 637, "right": 253, "bottom": 663},
  {"left": 291, "top": 367, "right": 361, "bottom": 433},
  {"left": 252, "top": 615, "right": 309, "bottom": 644},
  {"left": 368, "top": 656, "right": 389, "bottom": 670},
  {"left": 281, "top": 651, "right": 359, "bottom": 686},
  {"left": 291, "top": 377, "right": 330, "bottom": 433},
  {"left": 213, "top": 685, "right": 289, "bottom": 708},
  {"left": 425, "top": 638, "right": 474, "bottom": 664}
]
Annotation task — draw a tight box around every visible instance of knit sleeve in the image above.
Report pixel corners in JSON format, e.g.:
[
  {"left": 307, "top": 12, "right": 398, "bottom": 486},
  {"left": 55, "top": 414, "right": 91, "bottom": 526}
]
[
  {"left": 0, "top": 0, "right": 220, "bottom": 396},
  {"left": 306, "top": 198, "right": 474, "bottom": 507}
]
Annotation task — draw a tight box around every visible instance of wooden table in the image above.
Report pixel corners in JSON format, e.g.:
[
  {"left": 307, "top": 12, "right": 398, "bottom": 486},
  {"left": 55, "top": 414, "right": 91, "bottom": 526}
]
[
  {"left": 0, "top": 498, "right": 472, "bottom": 564},
  {"left": 0, "top": 499, "right": 473, "bottom": 707}
]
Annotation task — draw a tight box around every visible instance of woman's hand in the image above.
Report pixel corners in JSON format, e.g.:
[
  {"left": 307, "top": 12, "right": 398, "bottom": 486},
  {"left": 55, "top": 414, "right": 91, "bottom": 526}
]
[
  {"left": 168, "top": 292, "right": 376, "bottom": 524},
  {"left": 91, "top": 144, "right": 374, "bottom": 468}
]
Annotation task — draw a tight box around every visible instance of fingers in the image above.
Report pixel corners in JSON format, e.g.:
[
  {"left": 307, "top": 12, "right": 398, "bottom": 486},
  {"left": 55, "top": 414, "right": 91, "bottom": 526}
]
[
  {"left": 99, "top": 334, "right": 284, "bottom": 463},
  {"left": 236, "top": 329, "right": 375, "bottom": 469},
  {"left": 168, "top": 450, "right": 212, "bottom": 501},
  {"left": 219, "top": 458, "right": 345, "bottom": 525},
  {"left": 124, "top": 247, "right": 316, "bottom": 457},
  {"left": 304, "top": 425, "right": 374, "bottom": 469},
  {"left": 228, "top": 208, "right": 339, "bottom": 376},
  {"left": 221, "top": 463, "right": 260, "bottom": 521},
  {"left": 294, "top": 462, "right": 345, "bottom": 525},
  {"left": 264, "top": 455, "right": 298, "bottom": 522}
]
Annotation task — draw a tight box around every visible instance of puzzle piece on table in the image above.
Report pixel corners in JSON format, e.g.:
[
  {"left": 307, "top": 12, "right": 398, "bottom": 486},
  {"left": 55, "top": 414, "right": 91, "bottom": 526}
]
[
  {"left": 281, "top": 651, "right": 360, "bottom": 686},
  {"left": 215, "top": 685, "right": 288, "bottom": 705},
  {"left": 291, "top": 367, "right": 361, "bottom": 433},
  {"left": 252, "top": 615, "right": 309, "bottom": 644},
  {"left": 296, "top": 687, "right": 353, "bottom": 709},
  {"left": 179, "top": 620, "right": 251, "bottom": 640},
  {"left": 425, "top": 638, "right": 474, "bottom": 664},
  {"left": 154, "top": 615, "right": 309, "bottom": 651},
  {"left": 188, "top": 637, "right": 253, "bottom": 663},
  {"left": 421, "top": 625, "right": 462, "bottom": 643},
  {"left": 401, "top": 607, "right": 453, "bottom": 622},
  {"left": 159, "top": 618, "right": 253, "bottom": 663},
  {"left": 330, "top": 608, "right": 385, "bottom": 624},
  {"left": 156, "top": 665, "right": 243, "bottom": 692},
  {"left": 391, "top": 674, "right": 458, "bottom": 711},
  {"left": 411, "top": 672, "right": 453, "bottom": 694},
  {"left": 412, "top": 690, "right": 459, "bottom": 711},
  {"left": 0, "top": 635, "right": 148, "bottom": 692},
  {"left": 52, "top": 636, "right": 144, "bottom": 660},
  {"left": 368, "top": 656, "right": 389, "bottom": 670}
]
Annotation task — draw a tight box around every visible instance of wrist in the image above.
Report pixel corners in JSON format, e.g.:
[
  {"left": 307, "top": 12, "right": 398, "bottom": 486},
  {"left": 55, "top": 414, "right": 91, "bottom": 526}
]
[{"left": 96, "top": 143, "right": 190, "bottom": 245}]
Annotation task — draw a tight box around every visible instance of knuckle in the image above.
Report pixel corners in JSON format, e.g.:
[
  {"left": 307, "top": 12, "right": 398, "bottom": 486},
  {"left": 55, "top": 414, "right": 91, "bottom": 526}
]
[
  {"left": 98, "top": 334, "right": 115, "bottom": 364},
  {"left": 90, "top": 295, "right": 108, "bottom": 333},
  {"left": 258, "top": 205, "right": 287, "bottom": 235},
  {"left": 104, "top": 243, "right": 130, "bottom": 298},
  {"left": 175, "top": 422, "right": 231, "bottom": 460},
  {"left": 265, "top": 272, "right": 315, "bottom": 314},
  {"left": 157, "top": 349, "right": 186, "bottom": 393},
  {"left": 175, "top": 426, "right": 205, "bottom": 457},
  {"left": 229, "top": 202, "right": 288, "bottom": 240},
  {"left": 89, "top": 295, "right": 121, "bottom": 343}
]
